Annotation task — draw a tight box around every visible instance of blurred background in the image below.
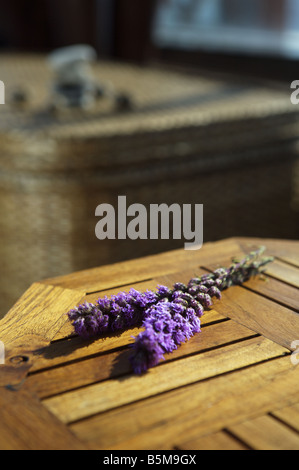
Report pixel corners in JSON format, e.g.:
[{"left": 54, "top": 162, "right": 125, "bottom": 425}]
[{"left": 0, "top": 0, "right": 299, "bottom": 317}]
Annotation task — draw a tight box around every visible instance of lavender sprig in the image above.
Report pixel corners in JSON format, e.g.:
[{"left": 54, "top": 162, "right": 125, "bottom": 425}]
[
  {"left": 130, "top": 294, "right": 203, "bottom": 374},
  {"left": 66, "top": 247, "right": 274, "bottom": 373},
  {"left": 67, "top": 288, "right": 160, "bottom": 339},
  {"left": 130, "top": 246, "right": 274, "bottom": 374}
]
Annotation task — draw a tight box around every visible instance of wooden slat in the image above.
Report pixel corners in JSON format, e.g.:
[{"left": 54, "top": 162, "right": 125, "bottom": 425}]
[
  {"left": 25, "top": 319, "right": 256, "bottom": 398},
  {"left": 28, "top": 308, "right": 224, "bottom": 374},
  {"left": 41, "top": 238, "right": 243, "bottom": 291},
  {"left": 51, "top": 269, "right": 209, "bottom": 342},
  {"left": 178, "top": 430, "right": 249, "bottom": 450},
  {"left": 0, "top": 283, "right": 85, "bottom": 345},
  {"left": 0, "top": 236, "right": 298, "bottom": 450},
  {"left": 50, "top": 278, "right": 161, "bottom": 341},
  {"left": 272, "top": 403, "right": 299, "bottom": 432},
  {"left": 69, "top": 356, "right": 298, "bottom": 450},
  {"left": 30, "top": 326, "right": 140, "bottom": 373},
  {"left": 203, "top": 283, "right": 299, "bottom": 350},
  {"left": 0, "top": 387, "right": 86, "bottom": 450},
  {"left": 0, "top": 283, "right": 85, "bottom": 386},
  {"left": 236, "top": 237, "right": 299, "bottom": 268},
  {"left": 203, "top": 253, "right": 299, "bottom": 312},
  {"left": 204, "top": 254, "right": 299, "bottom": 313},
  {"left": 228, "top": 415, "right": 299, "bottom": 450},
  {"left": 277, "top": 255, "right": 299, "bottom": 269},
  {"left": 241, "top": 276, "right": 299, "bottom": 313},
  {"left": 265, "top": 260, "right": 299, "bottom": 288},
  {"left": 30, "top": 304, "right": 224, "bottom": 373},
  {"left": 43, "top": 336, "right": 286, "bottom": 424}
]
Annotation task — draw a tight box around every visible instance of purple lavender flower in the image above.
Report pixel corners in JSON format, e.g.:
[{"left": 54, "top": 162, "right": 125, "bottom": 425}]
[
  {"left": 208, "top": 286, "right": 222, "bottom": 299},
  {"left": 130, "top": 292, "right": 202, "bottom": 374},
  {"left": 67, "top": 246, "right": 274, "bottom": 374},
  {"left": 128, "top": 329, "right": 165, "bottom": 375},
  {"left": 156, "top": 285, "right": 172, "bottom": 298},
  {"left": 67, "top": 288, "right": 160, "bottom": 340},
  {"left": 129, "top": 246, "right": 274, "bottom": 374},
  {"left": 67, "top": 302, "right": 109, "bottom": 339}
]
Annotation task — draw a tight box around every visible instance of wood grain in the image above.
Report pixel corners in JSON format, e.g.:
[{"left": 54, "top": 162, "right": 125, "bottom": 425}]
[
  {"left": 235, "top": 237, "right": 299, "bottom": 268},
  {"left": 204, "top": 255, "right": 299, "bottom": 313},
  {"left": 25, "top": 319, "right": 255, "bottom": 399},
  {"left": 265, "top": 260, "right": 299, "bottom": 288},
  {"left": 69, "top": 356, "right": 297, "bottom": 450},
  {"left": 43, "top": 336, "right": 287, "bottom": 424},
  {"left": 272, "top": 403, "right": 299, "bottom": 432},
  {"left": 0, "top": 236, "right": 298, "bottom": 450},
  {"left": 0, "top": 283, "right": 85, "bottom": 386},
  {"left": 178, "top": 430, "right": 249, "bottom": 450},
  {"left": 228, "top": 415, "right": 299, "bottom": 450},
  {"left": 0, "top": 283, "right": 85, "bottom": 345},
  {"left": 240, "top": 276, "right": 299, "bottom": 312},
  {"left": 41, "top": 238, "right": 243, "bottom": 291},
  {"left": 202, "top": 283, "right": 299, "bottom": 350},
  {"left": 0, "top": 388, "right": 86, "bottom": 450}
]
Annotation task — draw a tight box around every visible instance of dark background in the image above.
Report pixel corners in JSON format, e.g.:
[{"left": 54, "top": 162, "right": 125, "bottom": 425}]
[{"left": 0, "top": 0, "right": 298, "bottom": 83}]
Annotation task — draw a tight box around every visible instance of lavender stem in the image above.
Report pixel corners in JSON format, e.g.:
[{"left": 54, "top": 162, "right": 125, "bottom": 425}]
[{"left": 66, "top": 247, "right": 274, "bottom": 373}]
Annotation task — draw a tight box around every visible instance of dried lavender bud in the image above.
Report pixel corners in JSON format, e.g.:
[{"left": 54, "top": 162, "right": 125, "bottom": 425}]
[
  {"left": 130, "top": 299, "right": 201, "bottom": 375},
  {"left": 188, "top": 285, "right": 200, "bottom": 296},
  {"left": 130, "top": 330, "right": 165, "bottom": 375},
  {"left": 67, "top": 288, "right": 159, "bottom": 339},
  {"left": 173, "top": 282, "right": 187, "bottom": 292},
  {"left": 187, "top": 278, "right": 200, "bottom": 288},
  {"left": 129, "top": 247, "right": 273, "bottom": 374},
  {"left": 67, "top": 247, "right": 274, "bottom": 374},
  {"left": 198, "top": 285, "right": 209, "bottom": 293},
  {"left": 203, "top": 279, "right": 215, "bottom": 287},
  {"left": 67, "top": 302, "right": 109, "bottom": 339},
  {"left": 157, "top": 285, "right": 173, "bottom": 298},
  {"left": 195, "top": 292, "right": 212, "bottom": 308},
  {"left": 208, "top": 286, "right": 222, "bottom": 300},
  {"left": 172, "top": 290, "right": 184, "bottom": 299}
]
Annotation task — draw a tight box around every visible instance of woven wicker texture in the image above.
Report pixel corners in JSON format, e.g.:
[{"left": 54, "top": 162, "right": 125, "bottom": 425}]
[{"left": 0, "top": 54, "right": 298, "bottom": 316}]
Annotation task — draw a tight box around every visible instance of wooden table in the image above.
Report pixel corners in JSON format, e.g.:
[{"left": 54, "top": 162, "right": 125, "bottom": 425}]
[{"left": 0, "top": 237, "right": 299, "bottom": 450}]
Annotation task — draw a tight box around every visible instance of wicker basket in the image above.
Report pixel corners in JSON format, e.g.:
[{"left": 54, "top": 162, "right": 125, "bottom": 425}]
[{"left": 0, "top": 54, "right": 298, "bottom": 316}]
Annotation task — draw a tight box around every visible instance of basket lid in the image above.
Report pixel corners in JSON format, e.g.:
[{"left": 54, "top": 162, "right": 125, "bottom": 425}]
[{"left": 0, "top": 54, "right": 298, "bottom": 172}]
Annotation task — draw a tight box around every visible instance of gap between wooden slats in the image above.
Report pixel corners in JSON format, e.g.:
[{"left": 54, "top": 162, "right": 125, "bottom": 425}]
[
  {"left": 265, "top": 259, "right": 299, "bottom": 289},
  {"left": 227, "top": 414, "right": 299, "bottom": 450},
  {"left": 29, "top": 265, "right": 298, "bottom": 375},
  {"left": 177, "top": 411, "right": 299, "bottom": 450},
  {"left": 42, "top": 335, "right": 288, "bottom": 425},
  {"left": 236, "top": 276, "right": 299, "bottom": 313},
  {"left": 31, "top": 268, "right": 214, "bottom": 371},
  {"left": 68, "top": 355, "right": 299, "bottom": 450},
  {"left": 51, "top": 268, "right": 205, "bottom": 342},
  {"left": 271, "top": 402, "right": 299, "bottom": 432},
  {"left": 199, "top": 259, "right": 299, "bottom": 350},
  {"left": 177, "top": 429, "right": 251, "bottom": 450},
  {"left": 41, "top": 238, "right": 243, "bottom": 291},
  {"left": 201, "top": 256, "right": 299, "bottom": 313},
  {"left": 275, "top": 256, "right": 299, "bottom": 269},
  {"left": 201, "top": 255, "right": 299, "bottom": 290},
  {"left": 25, "top": 318, "right": 257, "bottom": 398}
]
